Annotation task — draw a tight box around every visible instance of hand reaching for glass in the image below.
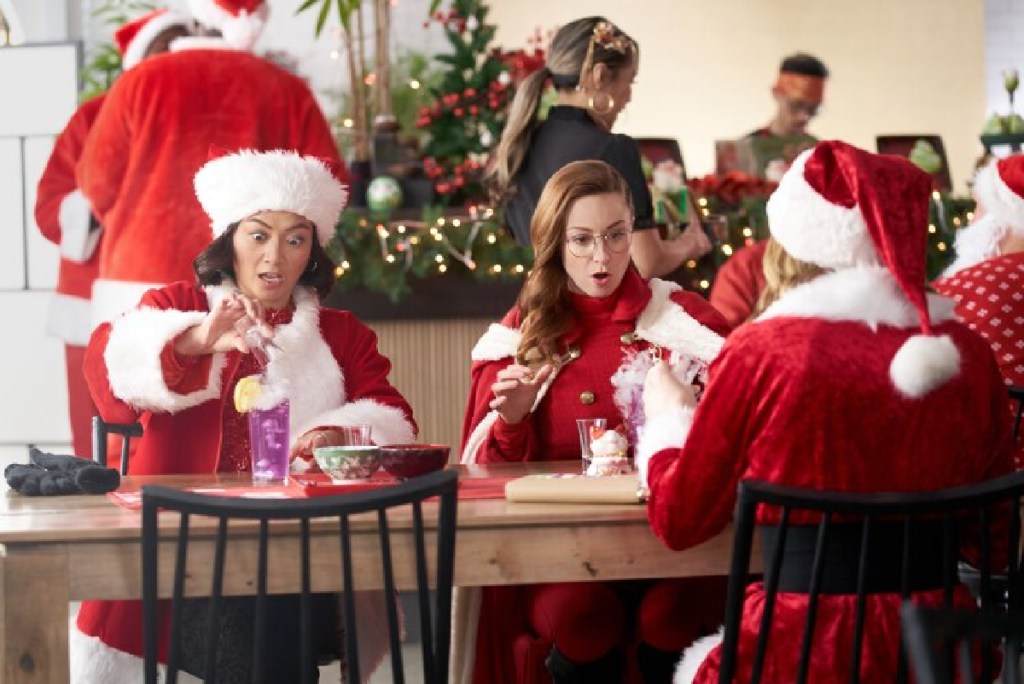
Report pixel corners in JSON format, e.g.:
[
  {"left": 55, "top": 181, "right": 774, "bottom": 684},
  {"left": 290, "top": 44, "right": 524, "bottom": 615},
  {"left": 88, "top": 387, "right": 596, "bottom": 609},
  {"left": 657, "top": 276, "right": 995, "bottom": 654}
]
[
  {"left": 490, "top": 363, "right": 555, "bottom": 424},
  {"left": 643, "top": 360, "right": 697, "bottom": 422},
  {"left": 174, "top": 292, "right": 276, "bottom": 358}
]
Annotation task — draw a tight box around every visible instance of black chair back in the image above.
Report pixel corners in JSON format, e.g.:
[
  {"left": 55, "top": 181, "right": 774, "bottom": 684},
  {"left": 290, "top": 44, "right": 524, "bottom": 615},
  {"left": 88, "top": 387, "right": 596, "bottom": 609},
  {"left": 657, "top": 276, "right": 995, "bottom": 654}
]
[
  {"left": 141, "top": 468, "right": 459, "bottom": 684},
  {"left": 91, "top": 416, "right": 142, "bottom": 474},
  {"left": 719, "top": 472, "right": 1024, "bottom": 684},
  {"left": 902, "top": 603, "right": 1024, "bottom": 684}
]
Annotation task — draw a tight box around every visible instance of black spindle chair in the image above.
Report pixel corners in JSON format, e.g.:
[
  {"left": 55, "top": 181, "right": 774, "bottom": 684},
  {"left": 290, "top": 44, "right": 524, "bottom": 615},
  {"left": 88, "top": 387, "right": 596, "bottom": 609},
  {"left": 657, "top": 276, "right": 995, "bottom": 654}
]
[
  {"left": 91, "top": 415, "right": 142, "bottom": 475},
  {"left": 717, "top": 472, "right": 1024, "bottom": 684},
  {"left": 902, "top": 603, "right": 1024, "bottom": 684},
  {"left": 141, "top": 468, "right": 459, "bottom": 684}
]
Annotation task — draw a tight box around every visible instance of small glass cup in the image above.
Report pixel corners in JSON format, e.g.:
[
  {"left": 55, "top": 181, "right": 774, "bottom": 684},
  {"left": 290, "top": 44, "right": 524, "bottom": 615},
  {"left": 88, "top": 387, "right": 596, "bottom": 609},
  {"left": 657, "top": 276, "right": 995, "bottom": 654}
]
[
  {"left": 701, "top": 214, "right": 729, "bottom": 246},
  {"left": 250, "top": 400, "right": 290, "bottom": 485},
  {"left": 340, "top": 425, "right": 373, "bottom": 446},
  {"left": 576, "top": 418, "right": 608, "bottom": 475}
]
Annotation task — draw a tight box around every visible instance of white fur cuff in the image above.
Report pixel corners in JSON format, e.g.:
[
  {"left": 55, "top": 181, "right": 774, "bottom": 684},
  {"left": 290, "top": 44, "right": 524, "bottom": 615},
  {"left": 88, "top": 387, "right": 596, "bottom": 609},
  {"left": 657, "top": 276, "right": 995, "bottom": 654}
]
[
  {"left": 637, "top": 405, "right": 695, "bottom": 487},
  {"left": 105, "top": 307, "right": 225, "bottom": 413},
  {"left": 293, "top": 399, "right": 417, "bottom": 447},
  {"left": 673, "top": 627, "right": 722, "bottom": 684},
  {"left": 59, "top": 190, "right": 101, "bottom": 263}
]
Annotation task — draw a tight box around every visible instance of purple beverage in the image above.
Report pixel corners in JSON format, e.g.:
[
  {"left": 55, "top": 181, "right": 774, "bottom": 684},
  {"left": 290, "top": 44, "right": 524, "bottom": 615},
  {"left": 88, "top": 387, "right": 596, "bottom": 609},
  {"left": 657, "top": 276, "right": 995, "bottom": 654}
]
[{"left": 249, "top": 400, "right": 290, "bottom": 484}]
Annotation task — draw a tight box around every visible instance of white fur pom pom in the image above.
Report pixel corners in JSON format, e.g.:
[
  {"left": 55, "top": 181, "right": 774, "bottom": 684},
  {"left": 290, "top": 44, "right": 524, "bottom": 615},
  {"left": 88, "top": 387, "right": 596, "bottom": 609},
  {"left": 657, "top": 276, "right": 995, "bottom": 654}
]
[{"left": 889, "top": 334, "right": 960, "bottom": 398}]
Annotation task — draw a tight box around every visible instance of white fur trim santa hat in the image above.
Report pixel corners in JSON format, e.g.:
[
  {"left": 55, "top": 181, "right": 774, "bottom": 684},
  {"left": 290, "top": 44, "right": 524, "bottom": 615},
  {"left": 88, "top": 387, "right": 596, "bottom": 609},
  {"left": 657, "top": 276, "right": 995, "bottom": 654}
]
[
  {"left": 973, "top": 153, "right": 1024, "bottom": 231},
  {"left": 194, "top": 149, "right": 348, "bottom": 245},
  {"left": 114, "top": 8, "right": 190, "bottom": 70},
  {"left": 766, "top": 140, "right": 960, "bottom": 398},
  {"left": 188, "top": 0, "right": 268, "bottom": 50}
]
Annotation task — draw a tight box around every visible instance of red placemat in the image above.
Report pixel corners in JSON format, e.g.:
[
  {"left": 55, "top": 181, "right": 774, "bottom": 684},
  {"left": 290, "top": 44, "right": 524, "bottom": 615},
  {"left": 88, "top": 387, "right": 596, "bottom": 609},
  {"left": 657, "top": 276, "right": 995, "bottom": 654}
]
[
  {"left": 107, "top": 473, "right": 516, "bottom": 510},
  {"left": 108, "top": 484, "right": 298, "bottom": 510},
  {"left": 291, "top": 472, "right": 402, "bottom": 497}
]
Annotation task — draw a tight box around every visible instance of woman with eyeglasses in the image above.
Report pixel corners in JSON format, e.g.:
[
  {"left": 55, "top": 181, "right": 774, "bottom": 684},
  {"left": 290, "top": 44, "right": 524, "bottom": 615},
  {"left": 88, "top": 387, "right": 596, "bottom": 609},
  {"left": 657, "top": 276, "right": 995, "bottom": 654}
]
[
  {"left": 461, "top": 160, "right": 730, "bottom": 684},
  {"left": 488, "top": 16, "right": 711, "bottom": 279}
]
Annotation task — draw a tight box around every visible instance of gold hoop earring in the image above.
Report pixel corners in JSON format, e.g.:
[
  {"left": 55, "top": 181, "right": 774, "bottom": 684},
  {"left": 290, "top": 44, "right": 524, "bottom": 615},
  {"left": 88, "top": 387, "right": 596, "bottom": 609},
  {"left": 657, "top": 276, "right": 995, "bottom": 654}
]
[{"left": 587, "top": 91, "right": 615, "bottom": 116}]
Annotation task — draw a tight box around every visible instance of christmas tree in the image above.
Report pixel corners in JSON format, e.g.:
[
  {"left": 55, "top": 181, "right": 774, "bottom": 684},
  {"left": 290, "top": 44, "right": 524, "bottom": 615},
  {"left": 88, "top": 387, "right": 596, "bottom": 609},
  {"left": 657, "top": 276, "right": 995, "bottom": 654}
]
[{"left": 417, "top": 0, "right": 543, "bottom": 206}]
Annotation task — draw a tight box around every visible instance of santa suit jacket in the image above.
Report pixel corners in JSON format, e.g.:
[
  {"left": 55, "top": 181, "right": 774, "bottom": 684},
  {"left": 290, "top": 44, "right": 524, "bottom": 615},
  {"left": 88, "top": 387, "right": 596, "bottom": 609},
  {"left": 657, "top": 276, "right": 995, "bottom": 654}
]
[
  {"left": 933, "top": 252, "right": 1024, "bottom": 389},
  {"left": 76, "top": 40, "right": 346, "bottom": 327},
  {"left": 458, "top": 269, "right": 730, "bottom": 684},
  {"left": 72, "top": 281, "right": 415, "bottom": 682},
  {"left": 34, "top": 94, "right": 105, "bottom": 346},
  {"left": 707, "top": 239, "right": 768, "bottom": 331},
  {"left": 638, "top": 266, "right": 1015, "bottom": 684}
]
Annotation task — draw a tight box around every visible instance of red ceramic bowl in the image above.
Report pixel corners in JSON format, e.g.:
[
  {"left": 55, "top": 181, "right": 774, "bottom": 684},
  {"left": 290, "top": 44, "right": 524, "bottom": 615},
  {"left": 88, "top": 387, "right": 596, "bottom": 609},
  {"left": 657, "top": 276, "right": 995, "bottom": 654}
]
[{"left": 379, "top": 444, "right": 450, "bottom": 479}]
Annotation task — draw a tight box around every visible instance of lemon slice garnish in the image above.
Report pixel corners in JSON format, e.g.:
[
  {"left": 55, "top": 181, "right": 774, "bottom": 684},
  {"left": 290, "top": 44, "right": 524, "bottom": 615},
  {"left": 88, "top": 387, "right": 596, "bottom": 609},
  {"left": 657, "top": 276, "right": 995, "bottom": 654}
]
[{"left": 233, "top": 375, "right": 264, "bottom": 413}]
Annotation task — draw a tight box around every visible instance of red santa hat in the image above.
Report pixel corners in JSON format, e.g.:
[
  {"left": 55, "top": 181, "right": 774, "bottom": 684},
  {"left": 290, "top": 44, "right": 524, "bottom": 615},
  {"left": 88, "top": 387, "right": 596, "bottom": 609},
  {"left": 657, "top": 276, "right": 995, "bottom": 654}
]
[
  {"left": 194, "top": 149, "right": 347, "bottom": 246},
  {"left": 188, "top": 0, "right": 268, "bottom": 50},
  {"left": 114, "top": 8, "right": 190, "bottom": 70},
  {"left": 766, "top": 140, "right": 960, "bottom": 398},
  {"left": 972, "top": 153, "right": 1024, "bottom": 231}
]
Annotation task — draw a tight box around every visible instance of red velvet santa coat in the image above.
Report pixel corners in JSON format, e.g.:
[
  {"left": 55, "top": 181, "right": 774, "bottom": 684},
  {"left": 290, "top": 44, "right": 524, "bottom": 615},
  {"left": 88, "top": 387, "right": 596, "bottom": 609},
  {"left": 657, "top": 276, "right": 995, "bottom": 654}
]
[
  {"left": 457, "top": 269, "right": 730, "bottom": 684},
  {"left": 34, "top": 94, "right": 105, "bottom": 345},
  {"left": 637, "top": 267, "right": 1015, "bottom": 684},
  {"left": 72, "top": 280, "right": 415, "bottom": 683},
  {"left": 707, "top": 239, "right": 767, "bottom": 331},
  {"left": 77, "top": 41, "right": 346, "bottom": 327}
]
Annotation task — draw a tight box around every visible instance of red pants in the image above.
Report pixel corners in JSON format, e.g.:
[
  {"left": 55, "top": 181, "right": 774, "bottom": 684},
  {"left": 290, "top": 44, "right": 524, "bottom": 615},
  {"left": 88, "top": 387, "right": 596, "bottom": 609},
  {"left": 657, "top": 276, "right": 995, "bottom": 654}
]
[{"left": 525, "top": 576, "right": 727, "bottom": 663}]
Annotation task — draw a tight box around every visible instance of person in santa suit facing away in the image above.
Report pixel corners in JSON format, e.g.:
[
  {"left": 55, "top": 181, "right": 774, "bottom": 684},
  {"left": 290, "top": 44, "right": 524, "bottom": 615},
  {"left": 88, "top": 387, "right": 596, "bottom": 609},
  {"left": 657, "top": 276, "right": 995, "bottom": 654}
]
[
  {"left": 76, "top": 0, "right": 346, "bottom": 331},
  {"left": 33, "top": 7, "right": 190, "bottom": 461},
  {"left": 638, "top": 140, "right": 1015, "bottom": 683},
  {"left": 460, "top": 160, "right": 731, "bottom": 684}
]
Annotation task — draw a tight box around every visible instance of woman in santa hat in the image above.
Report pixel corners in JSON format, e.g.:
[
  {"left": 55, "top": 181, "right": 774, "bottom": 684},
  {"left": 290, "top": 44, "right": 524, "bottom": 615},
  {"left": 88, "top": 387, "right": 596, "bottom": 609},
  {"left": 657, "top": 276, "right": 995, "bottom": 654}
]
[
  {"left": 34, "top": 7, "right": 190, "bottom": 461},
  {"left": 460, "top": 159, "right": 731, "bottom": 684},
  {"left": 639, "top": 140, "right": 1015, "bottom": 683},
  {"left": 72, "top": 149, "right": 416, "bottom": 683}
]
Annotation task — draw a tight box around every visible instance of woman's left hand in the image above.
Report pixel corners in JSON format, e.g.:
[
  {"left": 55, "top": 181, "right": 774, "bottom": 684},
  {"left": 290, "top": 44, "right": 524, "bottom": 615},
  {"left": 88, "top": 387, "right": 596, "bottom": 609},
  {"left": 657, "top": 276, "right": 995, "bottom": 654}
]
[{"left": 643, "top": 360, "right": 696, "bottom": 421}]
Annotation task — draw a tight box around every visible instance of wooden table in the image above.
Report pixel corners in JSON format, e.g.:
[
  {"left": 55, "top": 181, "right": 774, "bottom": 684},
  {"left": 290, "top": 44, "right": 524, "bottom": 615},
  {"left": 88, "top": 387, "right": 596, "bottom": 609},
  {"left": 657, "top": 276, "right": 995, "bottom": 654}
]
[{"left": 0, "top": 462, "right": 738, "bottom": 683}]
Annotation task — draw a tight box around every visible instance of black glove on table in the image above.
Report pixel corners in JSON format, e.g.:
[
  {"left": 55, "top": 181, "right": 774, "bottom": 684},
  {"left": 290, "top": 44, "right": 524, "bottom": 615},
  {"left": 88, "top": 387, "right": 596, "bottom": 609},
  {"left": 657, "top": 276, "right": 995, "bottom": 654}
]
[{"left": 4, "top": 447, "right": 120, "bottom": 496}]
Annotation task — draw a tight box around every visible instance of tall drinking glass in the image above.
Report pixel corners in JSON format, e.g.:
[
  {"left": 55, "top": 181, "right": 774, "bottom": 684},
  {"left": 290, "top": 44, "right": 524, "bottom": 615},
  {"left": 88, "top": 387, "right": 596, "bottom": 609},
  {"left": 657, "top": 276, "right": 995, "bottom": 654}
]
[
  {"left": 250, "top": 399, "right": 290, "bottom": 484},
  {"left": 576, "top": 418, "right": 607, "bottom": 475}
]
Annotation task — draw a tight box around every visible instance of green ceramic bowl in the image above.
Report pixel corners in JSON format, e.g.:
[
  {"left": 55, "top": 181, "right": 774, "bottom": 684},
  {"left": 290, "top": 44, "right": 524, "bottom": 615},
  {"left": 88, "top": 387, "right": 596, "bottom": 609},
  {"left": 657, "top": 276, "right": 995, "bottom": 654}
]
[{"left": 313, "top": 445, "right": 381, "bottom": 482}]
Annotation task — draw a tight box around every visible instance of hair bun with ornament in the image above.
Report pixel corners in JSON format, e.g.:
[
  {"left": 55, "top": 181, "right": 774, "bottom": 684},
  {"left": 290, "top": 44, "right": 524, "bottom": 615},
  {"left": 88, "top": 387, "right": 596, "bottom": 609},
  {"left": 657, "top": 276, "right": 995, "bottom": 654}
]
[
  {"left": 766, "top": 140, "right": 961, "bottom": 398},
  {"left": 194, "top": 148, "right": 347, "bottom": 246}
]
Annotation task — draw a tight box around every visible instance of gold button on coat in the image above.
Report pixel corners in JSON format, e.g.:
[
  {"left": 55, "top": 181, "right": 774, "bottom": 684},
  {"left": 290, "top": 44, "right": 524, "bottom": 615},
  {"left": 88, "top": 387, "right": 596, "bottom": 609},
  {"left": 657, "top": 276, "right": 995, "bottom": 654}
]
[
  {"left": 580, "top": 391, "right": 595, "bottom": 405},
  {"left": 567, "top": 345, "right": 582, "bottom": 360},
  {"left": 620, "top": 332, "right": 636, "bottom": 345}
]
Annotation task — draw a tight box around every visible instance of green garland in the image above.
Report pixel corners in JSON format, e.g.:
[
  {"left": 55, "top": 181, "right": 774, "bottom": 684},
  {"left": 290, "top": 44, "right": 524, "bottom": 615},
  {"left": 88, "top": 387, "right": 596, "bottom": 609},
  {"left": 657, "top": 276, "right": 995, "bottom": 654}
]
[{"left": 326, "top": 206, "right": 533, "bottom": 302}]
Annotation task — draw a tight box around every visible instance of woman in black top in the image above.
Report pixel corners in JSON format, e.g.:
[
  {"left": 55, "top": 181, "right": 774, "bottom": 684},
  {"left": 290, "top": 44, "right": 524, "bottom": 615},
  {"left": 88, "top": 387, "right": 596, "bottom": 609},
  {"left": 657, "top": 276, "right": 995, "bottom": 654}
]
[{"left": 489, "top": 16, "right": 711, "bottom": 278}]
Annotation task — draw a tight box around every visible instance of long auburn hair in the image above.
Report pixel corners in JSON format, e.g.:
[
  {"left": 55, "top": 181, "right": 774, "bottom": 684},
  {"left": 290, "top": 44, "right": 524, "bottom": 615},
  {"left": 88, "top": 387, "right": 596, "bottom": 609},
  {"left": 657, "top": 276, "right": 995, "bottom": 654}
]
[
  {"left": 752, "top": 237, "right": 827, "bottom": 317},
  {"left": 516, "top": 159, "right": 633, "bottom": 365},
  {"left": 486, "top": 16, "right": 637, "bottom": 205}
]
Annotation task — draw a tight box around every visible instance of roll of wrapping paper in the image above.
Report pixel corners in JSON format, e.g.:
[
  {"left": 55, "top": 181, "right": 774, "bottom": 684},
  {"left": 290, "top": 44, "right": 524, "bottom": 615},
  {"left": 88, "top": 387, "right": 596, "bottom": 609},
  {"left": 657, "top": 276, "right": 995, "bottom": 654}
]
[{"left": 504, "top": 473, "right": 646, "bottom": 504}]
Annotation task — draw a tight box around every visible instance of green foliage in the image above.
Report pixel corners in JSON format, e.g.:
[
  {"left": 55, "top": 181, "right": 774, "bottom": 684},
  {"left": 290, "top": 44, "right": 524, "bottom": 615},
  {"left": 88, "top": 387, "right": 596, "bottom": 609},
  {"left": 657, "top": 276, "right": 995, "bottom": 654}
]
[
  {"left": 79, "top": 1, "right": 159, "bottom": 101},
  {"left": 327, "top": 208, "right": 532, "bottom": 302},
  {"left": 418, "top": 0, "right": 518, "bottom": 205},
  {"left": 294, "top": 0, "right": 362, "bottom": 36}
]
